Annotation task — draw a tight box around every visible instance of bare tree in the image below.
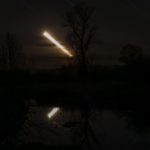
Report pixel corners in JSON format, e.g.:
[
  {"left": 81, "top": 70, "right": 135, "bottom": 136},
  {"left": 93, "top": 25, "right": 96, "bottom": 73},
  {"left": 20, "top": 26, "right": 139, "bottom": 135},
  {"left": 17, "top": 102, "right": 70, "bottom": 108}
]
[
  {"left": 64, "top": 2, "right": 96, "bottom": 73},
  {"left": 0, "top": 32, "right": 23, "bottom": 71},
  {"left": 63, "top": 3, "right": 101, "bottom": 149}
]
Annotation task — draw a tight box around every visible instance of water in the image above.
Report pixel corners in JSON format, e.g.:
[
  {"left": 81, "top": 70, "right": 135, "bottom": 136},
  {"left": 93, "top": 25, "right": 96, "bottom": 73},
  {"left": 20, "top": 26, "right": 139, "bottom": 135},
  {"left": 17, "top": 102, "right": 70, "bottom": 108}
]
[{"left": 20, "top": 105, "right": 150, "bottom": 150}]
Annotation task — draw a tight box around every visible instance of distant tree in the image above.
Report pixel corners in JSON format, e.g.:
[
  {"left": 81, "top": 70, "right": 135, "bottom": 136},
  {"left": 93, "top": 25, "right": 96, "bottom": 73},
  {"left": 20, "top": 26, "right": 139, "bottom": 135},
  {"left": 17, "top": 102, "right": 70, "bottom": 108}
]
[
  {"left": 0, "top": 33, "right": 30, "bottom": 148},
  {"left": 63, "top": 2, "right": 97, "bottom": 73},
  {"left": 120, "top": 44, "right": 143, "bottom": 65},
  {"left": 0, "top": 32, "right": 23, "bottom": 71}
]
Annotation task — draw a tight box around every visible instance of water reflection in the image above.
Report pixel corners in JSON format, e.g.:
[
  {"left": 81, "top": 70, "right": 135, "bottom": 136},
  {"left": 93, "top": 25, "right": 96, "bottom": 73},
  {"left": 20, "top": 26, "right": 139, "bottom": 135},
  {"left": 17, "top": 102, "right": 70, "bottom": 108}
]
[
  {"left": 20, "top": 106, "right": 150, "bottom": 150},
  {"left": 1, "top": 95, "right": 150, "bottom": 149},
  {"left": 48, "top": 107, "right": 60, "bottom": 119}
]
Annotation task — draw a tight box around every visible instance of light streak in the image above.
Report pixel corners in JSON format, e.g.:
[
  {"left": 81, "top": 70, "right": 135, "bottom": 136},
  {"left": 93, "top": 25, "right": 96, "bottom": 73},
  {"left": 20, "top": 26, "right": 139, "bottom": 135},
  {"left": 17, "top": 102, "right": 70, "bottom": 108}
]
[
  {"left": 43, "top": 31, "right": 73, "bottom": 57},
  {"left": 48, "top": 107, "right": 60, "bottom": 119}
]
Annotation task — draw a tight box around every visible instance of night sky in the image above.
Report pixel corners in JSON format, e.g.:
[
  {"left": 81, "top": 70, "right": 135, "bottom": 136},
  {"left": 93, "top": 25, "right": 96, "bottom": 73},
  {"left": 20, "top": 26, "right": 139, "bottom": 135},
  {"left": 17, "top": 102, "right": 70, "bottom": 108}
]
[
  {"left": 1, "top": 1, "right": 150, "bottom": 148},
  {"left": 0, "top": 0, "right": 150, "bottom": 67}
]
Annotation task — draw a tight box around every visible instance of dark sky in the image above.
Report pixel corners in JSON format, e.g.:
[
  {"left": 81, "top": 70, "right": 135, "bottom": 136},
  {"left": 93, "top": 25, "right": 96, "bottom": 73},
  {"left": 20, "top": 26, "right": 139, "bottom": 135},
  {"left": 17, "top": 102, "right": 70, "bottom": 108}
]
[{"left": 0, "top": 0, "right": 150, "bottom": 68}]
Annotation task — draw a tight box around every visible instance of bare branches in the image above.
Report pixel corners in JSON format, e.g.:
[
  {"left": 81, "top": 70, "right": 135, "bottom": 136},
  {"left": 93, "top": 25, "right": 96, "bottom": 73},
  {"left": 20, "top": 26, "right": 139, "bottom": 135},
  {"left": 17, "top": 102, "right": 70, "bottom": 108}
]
[{"left": 64, "top": 2, "right": 97, "bottom": 72}]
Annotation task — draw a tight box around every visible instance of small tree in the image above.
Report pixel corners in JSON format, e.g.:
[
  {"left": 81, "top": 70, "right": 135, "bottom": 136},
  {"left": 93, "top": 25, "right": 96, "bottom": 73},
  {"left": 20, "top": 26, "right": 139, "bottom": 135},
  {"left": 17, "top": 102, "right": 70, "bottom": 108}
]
[
  {"left": 64, "top": 2, "right": 96, "bottom": 73},
  {"left": 120, "top": 44, "right": 143, "bottom": 65},
  {"left": 0, "top": 32, "right": 23, "bottom": 71}
]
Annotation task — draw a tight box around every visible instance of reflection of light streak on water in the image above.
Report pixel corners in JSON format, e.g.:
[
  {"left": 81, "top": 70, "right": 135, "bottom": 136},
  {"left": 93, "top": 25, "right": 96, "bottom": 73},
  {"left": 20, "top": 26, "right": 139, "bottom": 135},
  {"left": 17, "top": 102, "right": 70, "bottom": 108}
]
[
  {"left": 43, "top": 31, "right": 73, "bottom": 57},
  {"left": 48, "top": 107, "right": 60, "bottom": 119}
]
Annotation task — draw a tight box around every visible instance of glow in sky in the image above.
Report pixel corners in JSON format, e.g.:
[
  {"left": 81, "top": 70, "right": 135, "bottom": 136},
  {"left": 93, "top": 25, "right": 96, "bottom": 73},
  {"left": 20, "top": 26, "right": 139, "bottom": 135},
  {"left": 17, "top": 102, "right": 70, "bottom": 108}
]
[{"left": 43, "top": 31, "right": 73, "bottom": 57}]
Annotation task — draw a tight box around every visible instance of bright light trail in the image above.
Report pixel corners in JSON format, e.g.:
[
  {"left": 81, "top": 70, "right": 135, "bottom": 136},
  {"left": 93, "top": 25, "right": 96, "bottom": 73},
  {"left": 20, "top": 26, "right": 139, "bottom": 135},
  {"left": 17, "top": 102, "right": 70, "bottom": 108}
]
[
  {"left": 48, "top": 107, "right": 60, "bottom": 119},
  {"left": 43, "top": 31, "right": 73, "bottom": 57}
]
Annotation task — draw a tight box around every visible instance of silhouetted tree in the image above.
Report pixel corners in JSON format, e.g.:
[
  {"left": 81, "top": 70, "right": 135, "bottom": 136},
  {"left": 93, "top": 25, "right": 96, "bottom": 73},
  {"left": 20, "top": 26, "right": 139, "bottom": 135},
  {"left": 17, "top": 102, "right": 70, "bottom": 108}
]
[
  {"left": 0, "top": 32, "right": 23, "bottom": 71},
  {"left": 63, "top": 3, "right": 101, "bottom": 149},
  {"left": 64, "top": 2, "right": 96, "bottom": 73},
  {"left": 0, "top": 33, "right": 30, "bottom": 149},
  {"left": 120, "top": 44, "right": 143, "bottom": 65}
]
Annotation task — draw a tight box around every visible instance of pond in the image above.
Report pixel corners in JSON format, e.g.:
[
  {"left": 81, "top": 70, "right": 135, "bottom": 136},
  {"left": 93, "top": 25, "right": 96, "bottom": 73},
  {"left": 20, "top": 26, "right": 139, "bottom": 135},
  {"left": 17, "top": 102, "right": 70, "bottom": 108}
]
[
  {"left": 19, "top": 104, "right": 150, "bottom": 150},
  {"left": 0, "top": 81, "right": 150, "bottom": 150}
]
